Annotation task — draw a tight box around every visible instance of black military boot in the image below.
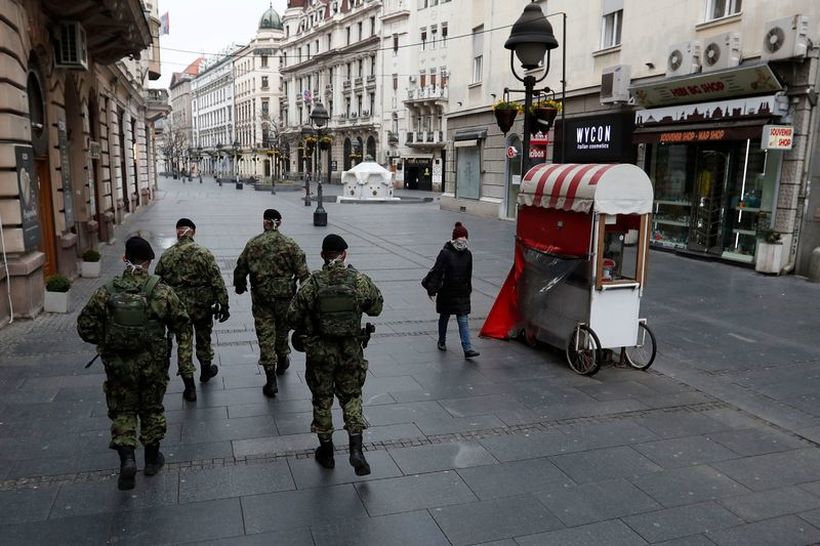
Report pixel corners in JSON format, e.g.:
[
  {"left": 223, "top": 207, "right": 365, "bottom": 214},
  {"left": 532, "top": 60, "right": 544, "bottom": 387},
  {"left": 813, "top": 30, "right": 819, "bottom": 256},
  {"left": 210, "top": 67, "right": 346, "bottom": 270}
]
[
  {"left": 276, "top": 355, "right": 290, "bottom": 376},
  {"left": 199, "top": 362, "right": 219, "bottom": 383},
  {"left": 182, "top": 376, "right": 197, "bottom": 402},
  {"left": 262, "top": 367, "right": 278, "bottom": 397},
  {"left": 348, "top": 433, "right": 371, "bottom": 476},
  {"left": 144, "top": 443, "right": 165, "bottom": 476},
  {"left": 116, "top": 446, "right": 137, "bottom": 490},
  {"left": 315, "top": 435, "right": 335, "bottom": 469}
]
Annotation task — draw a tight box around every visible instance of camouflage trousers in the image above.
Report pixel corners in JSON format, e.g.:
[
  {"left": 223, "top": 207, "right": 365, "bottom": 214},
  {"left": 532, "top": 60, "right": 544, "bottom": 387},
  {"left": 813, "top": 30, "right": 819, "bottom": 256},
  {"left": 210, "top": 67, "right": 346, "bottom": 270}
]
[
  {"left": 178, "top": 311, "right": 214, "bottom": 377},
  {"left": 304, "top": 339, "right": 368, "bottom": 435},
  {"left": 102, "top": 347, "right": 170, "bottom": 449},
  {"left": 252, "top": 297, "right": 291, "bottom": 372}
]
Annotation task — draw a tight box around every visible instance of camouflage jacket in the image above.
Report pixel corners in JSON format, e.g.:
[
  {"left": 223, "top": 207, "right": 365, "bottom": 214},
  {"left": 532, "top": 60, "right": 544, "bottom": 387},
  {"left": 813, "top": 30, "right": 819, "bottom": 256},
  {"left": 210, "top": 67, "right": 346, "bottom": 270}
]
[
  {"left": 287, "top": 261, "right": 383, "bottom": 344},
  {"left": 233, "top": 229, "right": 310, "bottom": 301},
  {"left": 155, "top": 235, "right": 228, "bottom": 311},
  {"left": 77, "top": 268, "right": 193, "bottom": 367}
]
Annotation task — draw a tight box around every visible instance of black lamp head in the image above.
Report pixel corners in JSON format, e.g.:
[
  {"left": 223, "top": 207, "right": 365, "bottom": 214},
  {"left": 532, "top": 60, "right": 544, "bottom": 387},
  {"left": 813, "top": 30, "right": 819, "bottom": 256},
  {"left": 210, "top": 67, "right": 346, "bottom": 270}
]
[
  {"left": 504, "top": 3, "right": 559, "bottom": 70},
  {"left": 311, "top": 102, "right": 330, "bottom": 128}
]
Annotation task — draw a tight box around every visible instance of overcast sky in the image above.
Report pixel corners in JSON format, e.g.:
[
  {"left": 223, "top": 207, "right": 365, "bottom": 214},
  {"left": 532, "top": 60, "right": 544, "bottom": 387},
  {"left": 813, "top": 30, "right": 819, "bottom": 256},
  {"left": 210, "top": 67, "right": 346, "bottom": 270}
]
[{"left": 153, "top": 0, "right": 288, "bottom": 89}]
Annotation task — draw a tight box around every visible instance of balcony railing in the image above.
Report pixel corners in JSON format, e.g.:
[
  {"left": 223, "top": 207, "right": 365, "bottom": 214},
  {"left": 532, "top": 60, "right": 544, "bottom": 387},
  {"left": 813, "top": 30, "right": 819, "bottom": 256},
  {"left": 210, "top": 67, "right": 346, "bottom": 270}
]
[
  {"left": 406, "top": 130, "right": 445, "bottom": 146},
  {"left": 343, "top": 79, "right": 352, "bottom": 89},
  {"left": 354, "top": 77, "right": 363, "bottom": 87},
  {"left": 405, "top": 85, "right": 449, "bottom": 102}
]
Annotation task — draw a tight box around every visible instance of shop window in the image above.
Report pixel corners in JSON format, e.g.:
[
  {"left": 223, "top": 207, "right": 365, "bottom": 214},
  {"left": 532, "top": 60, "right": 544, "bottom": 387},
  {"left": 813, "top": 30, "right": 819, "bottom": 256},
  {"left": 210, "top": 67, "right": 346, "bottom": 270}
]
[
  {"left": 456, "top": 146, "right": 480, "bottom": 199},
  {"left": 706, "top": 0, "right": 742, "bottom": 21}
]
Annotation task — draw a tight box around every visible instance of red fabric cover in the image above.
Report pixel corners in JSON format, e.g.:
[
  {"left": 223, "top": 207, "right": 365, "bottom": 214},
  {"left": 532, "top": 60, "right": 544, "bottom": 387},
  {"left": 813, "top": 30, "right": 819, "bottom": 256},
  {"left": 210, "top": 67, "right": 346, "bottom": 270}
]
[
  {"left": 516, "top": 206, "right": 593, "bottom": 258},
  {"left": 481, "top": 206, "right": 593, "bottom": 340}
]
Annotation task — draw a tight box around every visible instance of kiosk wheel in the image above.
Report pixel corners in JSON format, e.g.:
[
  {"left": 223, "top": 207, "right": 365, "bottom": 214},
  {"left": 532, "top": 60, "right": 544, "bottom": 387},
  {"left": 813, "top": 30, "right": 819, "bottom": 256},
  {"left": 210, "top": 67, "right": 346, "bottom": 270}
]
[
  {"left": 623, "top": 322, "right": 657, "bottom": 370},
  {"left": 566, "top": 325, "right": 601, "bottom": 376}
]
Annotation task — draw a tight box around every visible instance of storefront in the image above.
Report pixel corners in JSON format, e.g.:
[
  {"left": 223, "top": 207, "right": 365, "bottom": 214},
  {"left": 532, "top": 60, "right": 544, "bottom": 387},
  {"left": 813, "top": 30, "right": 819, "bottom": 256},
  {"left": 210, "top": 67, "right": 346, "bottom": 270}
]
[
  {"left": 631, "top": 64, "right": 790, "bottom": 265},
  {"left": 554, "top": 112, "right": 636, "bottom": 164}
]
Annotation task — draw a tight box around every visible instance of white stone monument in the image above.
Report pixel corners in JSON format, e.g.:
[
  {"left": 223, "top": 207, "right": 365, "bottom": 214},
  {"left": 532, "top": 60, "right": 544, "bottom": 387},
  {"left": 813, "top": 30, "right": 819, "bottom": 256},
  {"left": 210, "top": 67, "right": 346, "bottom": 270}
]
[{"left": 337, "top": 159, "right": 400, "bottom": 202}]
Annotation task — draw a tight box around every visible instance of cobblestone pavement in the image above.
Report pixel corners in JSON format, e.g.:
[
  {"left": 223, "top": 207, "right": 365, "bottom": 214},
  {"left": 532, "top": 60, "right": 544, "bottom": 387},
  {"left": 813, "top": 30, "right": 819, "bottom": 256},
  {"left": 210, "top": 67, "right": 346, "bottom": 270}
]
[{"left": 1, "top": 176, "right": 820, "bottom": 545}]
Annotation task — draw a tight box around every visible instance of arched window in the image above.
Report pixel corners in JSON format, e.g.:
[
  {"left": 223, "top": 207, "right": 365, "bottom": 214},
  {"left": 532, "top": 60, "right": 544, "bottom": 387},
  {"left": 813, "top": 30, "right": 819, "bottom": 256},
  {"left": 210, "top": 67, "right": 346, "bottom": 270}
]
[{"left": 343, "top": 137, "right": 352, "bottom": 170}]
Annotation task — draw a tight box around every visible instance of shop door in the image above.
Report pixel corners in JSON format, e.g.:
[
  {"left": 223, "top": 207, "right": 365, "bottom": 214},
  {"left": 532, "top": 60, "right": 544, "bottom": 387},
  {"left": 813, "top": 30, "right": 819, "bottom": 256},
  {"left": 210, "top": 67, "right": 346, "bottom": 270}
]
[
  {"left": 405, "top": 163, "right": 420, "bottom": 190},
  {"left": 36, "top": 159, "right": 57, "bottom": 277},
  {"left": 419, "top": 160, "right": 432, "bottom": 191},
  {"left": 688, "top": 148, "right": 730, "bottom": 255}
]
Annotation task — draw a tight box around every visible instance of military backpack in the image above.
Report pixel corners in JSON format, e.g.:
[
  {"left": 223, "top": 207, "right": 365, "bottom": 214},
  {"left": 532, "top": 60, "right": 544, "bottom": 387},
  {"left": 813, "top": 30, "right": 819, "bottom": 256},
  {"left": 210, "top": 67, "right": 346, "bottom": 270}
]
[
  {"left": 314, "top": 268, "right": 361, "bottom": 338},
  {"left": 103, "top": 275, "right": 164, "bottom": 352}
]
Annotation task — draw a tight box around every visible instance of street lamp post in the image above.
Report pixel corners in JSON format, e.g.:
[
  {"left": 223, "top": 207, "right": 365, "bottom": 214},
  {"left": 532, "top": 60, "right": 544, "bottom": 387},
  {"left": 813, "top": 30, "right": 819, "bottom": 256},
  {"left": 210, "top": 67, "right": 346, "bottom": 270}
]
[
  {"left": 196, "top": 146, "right": 203, "bottom": 183},
  {"left": 504, "top": 2, "right": 560, "bottom": 173},
  {"left": 310, "top": 102, "right": 330, "bottom": 227},
  {"left": 232, "top": 140, "right": 241, "bottom": 189}
]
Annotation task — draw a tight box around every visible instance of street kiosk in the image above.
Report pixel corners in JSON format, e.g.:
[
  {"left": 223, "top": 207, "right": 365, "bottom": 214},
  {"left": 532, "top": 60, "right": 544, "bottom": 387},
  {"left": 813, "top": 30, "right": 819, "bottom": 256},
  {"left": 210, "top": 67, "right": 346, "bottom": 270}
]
[{"left": 481, "top": 162, "right": 657, "bottom": 376}]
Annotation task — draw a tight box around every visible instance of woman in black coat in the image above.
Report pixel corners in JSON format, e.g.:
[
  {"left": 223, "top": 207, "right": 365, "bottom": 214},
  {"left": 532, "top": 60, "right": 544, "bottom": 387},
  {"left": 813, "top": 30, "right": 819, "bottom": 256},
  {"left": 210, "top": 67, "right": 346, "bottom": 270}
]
[{"left": 423, "top": 222, "right": 480, "bottom": 359}]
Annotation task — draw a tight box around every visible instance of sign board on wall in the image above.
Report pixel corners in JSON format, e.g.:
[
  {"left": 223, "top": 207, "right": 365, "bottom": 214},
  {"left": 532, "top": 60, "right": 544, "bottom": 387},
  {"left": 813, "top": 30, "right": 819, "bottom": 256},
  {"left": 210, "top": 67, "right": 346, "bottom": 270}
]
[
  {"left": 15, "top": 146, "right": 41, "bottom": 252},
  {"left": 554, "top": 112, "right": 636, "bottom": 163},
  {"left": 56, "top": 119, "right": 75, "bottom": 226},
  {"left": 630, "top": 63, "right": 783, "bottom": 108},
  {"left": 761, "top": 125, "right": 794, "bottom": 150}
]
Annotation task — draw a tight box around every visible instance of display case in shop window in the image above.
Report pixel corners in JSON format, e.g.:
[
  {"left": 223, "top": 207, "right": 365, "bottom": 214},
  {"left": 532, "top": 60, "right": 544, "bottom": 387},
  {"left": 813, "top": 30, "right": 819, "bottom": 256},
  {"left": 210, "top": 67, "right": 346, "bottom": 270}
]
[
  {"left": 721, "top": 173, "right": 765, "bottom": 263},
  {"left": 652, "top": 197, "right": 691, "bottom": 249}
]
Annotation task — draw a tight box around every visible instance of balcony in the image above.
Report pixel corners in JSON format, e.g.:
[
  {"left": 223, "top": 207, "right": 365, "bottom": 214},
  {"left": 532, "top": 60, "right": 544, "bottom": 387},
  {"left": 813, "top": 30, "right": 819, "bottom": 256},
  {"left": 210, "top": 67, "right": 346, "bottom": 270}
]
[
  {"left": 354, "top": 77, "right": 363, "bottom": 87},
  {"left": 360, "top": 110, "right": 370, "bottom": 119},
  {"left": 325, "top": 83, "right": 333, "bottom": 93},
  {"left": 406, "top": 130, "right": 445, "bottom": 148},
  {"left": 145, "top": 88, "right": 170, "bottom": 122},
  {"left": 404, "top": 86, "right": 449, "bottom": 106},
  {"left": 343, "top": 79, "right": 352, "bottom": 89}
]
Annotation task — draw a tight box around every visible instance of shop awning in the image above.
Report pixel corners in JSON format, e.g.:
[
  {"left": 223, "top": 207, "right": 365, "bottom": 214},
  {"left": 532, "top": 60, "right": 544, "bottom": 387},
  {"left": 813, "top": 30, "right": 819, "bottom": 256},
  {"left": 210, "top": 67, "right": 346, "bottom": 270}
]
[
  {"left": 633, "top": 119, "right": 767, "bottom": 144},
  {"left": 519, "top": 163, "right": 654, "bottom": 215}
]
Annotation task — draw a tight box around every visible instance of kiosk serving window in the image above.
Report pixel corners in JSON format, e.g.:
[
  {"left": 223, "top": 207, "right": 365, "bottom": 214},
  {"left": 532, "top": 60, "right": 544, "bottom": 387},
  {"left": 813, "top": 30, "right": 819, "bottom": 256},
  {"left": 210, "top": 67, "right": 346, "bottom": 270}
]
[{"left": 596, "top": 213, "right": 647, "bottom": 290}]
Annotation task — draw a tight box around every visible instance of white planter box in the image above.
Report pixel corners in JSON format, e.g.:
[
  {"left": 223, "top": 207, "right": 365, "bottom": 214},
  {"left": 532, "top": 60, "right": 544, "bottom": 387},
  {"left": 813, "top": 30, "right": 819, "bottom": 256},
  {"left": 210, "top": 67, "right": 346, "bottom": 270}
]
[
  {"left": 81, "top": 261, "right": 101, "bottom": 278},
  {"left": 44, "top": 290, "right": 70, "bottom": 313},
  {"left": 755, "top": 242, "right": 784, "bottom": 274}
]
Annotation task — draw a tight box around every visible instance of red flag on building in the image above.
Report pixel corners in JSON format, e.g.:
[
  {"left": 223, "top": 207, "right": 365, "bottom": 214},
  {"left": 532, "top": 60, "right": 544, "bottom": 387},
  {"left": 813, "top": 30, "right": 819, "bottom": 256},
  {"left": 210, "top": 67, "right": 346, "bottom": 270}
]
[{"left": 160, "top": 12, "right": 170, "bottom": 35}]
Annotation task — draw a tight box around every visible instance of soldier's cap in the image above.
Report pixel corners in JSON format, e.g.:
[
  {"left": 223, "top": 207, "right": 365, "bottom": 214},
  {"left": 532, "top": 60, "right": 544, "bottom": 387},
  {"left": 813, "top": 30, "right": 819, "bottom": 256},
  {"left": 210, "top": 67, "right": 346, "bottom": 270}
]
[
  {"left": 125, "top": 236, "right": 155, "bottom": 262},
  {"left": 263, "top": 209, "right": 282, "bottom": 221},
  {"left": 322, "top": 234, "right": 348, "bottom": 253},
  {"left": 176, "top": 218, "right": 196, "bottom": 230}
]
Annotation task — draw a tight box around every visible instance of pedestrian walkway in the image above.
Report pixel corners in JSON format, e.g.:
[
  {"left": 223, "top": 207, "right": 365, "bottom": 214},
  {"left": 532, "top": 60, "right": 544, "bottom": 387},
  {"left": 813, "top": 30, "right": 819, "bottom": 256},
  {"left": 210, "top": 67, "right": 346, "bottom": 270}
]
[{"left": 1, "top": 176, "right": 820, "bottom": 545}]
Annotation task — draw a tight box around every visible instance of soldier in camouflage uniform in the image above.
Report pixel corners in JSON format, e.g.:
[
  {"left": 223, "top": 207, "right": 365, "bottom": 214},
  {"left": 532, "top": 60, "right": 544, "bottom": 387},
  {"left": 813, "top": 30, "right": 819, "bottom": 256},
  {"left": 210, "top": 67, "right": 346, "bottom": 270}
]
[
  {"left": 155, "top": 218, "right": 229, "bottom": 402},
  {"left": 77, "top": 237, "right": 193, "bottom": 490},
  {"left": 288, "top": 234, "right": 383, "bottom": 475},
  {"left": 234, "top": 209, "right": 310, "bottom": 397}
]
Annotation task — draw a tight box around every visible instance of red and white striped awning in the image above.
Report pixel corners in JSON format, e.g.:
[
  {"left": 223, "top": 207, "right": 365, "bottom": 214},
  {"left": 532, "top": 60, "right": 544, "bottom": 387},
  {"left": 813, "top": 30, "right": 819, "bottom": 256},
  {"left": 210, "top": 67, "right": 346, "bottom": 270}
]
[{"left": 518, "top": 163, "right": 654, "bottom": 215}]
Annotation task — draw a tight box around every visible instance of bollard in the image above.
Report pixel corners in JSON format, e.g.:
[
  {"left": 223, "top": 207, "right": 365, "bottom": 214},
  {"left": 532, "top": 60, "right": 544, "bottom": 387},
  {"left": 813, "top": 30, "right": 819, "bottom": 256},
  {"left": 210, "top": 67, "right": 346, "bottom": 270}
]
[{"left": 809, "top": 247, "right": 820, "bottom": 283}]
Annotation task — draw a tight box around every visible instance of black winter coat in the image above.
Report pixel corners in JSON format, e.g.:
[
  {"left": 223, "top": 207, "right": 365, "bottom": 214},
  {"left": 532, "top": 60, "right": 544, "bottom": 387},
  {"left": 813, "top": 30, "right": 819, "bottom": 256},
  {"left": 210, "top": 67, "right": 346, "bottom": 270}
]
[{"left": 423, "top": 242, "right": 472, "bottom": 315}]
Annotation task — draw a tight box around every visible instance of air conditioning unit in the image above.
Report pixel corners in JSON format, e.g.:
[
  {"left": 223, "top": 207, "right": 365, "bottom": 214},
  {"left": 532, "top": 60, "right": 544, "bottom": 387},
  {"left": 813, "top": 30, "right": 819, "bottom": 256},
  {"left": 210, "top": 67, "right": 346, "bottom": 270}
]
[
  {"left": 762, "top": 15, "right": 810, "bottom": 62},
  {"left": 54, "top": 22, "right": 88, "bottom": 70},
  {"left": 600, "top": 64, "right": 631, "bottom": 104},
  {"left": 702, "top": 32, "right": 741, "bottom": 72},
  {"left": 666, "top": 41, "right": 702, "bottom": 77}
]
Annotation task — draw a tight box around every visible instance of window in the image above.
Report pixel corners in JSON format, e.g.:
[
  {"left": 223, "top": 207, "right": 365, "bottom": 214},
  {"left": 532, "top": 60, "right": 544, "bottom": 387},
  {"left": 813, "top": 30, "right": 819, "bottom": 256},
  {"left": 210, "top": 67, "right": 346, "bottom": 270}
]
[
  {"left": 369, "top": 92, "right": 375, "bottom": 111},
  {"left": 441, "top": 67, "right": 448, "bottom": 87},
  {"left": 421, "top": 28, "right": 427, "bottom": 50},
  {"left": 393, "top": 34, "right": 399, "bottom": 55},
  {"left": 346, "top": 62, "right": 352, "bottom": 79},
  {"left": 261, "top": 76, "right": 269, "bottom": 89},
  {"left": 431, "top": 25, "right": 438, "bottom": 50},
  {"left": 346, "top": 26, "right": 351, "bottom": 45},
  {"left": 358, "top": 22, "right": 363, "bottom": 41},
  {"left": 392, "top": 73, "right": 398, "bottom": 91},
  {"left": 472, "top": 26, "right": 483, "bottom": 84},
  {"left": 420, "top": 70, "right": 426, "bottom": 88},
  {"left": 357, "top": 95, "right": 362, "bottom": 114},
  {"left": 441, "top": 23, "right": 448, "bottom": 47},
  {"left": 601, "top": 1, "right": 623, "bottom": 49},
  {"left": 707, "top": 0, "right": 742, "bottom": 20},
  {"left": 370, "top": 56, "right": 376, "bottom": 76},
  {"left": 261, "top": 55, "right": 268, "bottom": 68},
  {"left": 358, "top": 59, "right": 363, "bottom": 77},
  {"left": 370, "top": 16, "right": 376, "bottom": 36},
  {"left": 315, "top": 40, "right": 319, "bottom": 54},
  {"left": 430, "top": 68, "right": 437, "bottom": 88},
  {"left": 327, "top": 33, "right": 332, "bottom": 49}
]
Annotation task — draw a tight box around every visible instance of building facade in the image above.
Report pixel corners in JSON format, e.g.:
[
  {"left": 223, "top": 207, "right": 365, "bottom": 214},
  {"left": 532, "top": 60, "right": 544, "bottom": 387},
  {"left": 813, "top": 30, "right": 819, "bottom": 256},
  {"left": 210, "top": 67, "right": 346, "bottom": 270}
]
[
  {"left": 167, "top": 57, "right": 203, "bottom": 175},
  {"left": 0, "top": 0, "right": 167, "bottom": 326},
  {"left": 279, "top": 0, "right": 383, "bottom": 179},
  {"left": 441, "top": 0, "right": 820, "bottom": 276},
  {"left": 192, "top": 47, "right": 238, "bottom": 178}
]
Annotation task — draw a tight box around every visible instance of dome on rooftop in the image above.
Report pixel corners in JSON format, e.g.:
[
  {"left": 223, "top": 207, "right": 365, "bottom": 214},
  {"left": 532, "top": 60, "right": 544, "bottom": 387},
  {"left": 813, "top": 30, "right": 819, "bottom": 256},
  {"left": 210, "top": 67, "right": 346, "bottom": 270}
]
[{"left": 259, "top": 5, "right": 283, "bottom": 30}]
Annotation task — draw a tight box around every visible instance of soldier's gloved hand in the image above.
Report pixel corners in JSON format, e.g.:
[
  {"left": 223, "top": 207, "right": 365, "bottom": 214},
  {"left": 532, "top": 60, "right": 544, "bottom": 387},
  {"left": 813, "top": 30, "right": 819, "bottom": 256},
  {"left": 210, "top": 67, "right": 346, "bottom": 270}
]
[
  {"left": 217, "top": 306, "right": 230, "bottom": 323},
  {"left": 235, "top": 284, "right": 247, "bottom": 295}
]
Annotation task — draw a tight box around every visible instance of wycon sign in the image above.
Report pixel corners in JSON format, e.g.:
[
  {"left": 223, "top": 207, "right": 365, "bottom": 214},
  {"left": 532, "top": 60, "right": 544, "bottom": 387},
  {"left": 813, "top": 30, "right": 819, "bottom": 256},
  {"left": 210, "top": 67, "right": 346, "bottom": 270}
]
[{"left": 556, "top": 112, "right": 635, "bottom": 163}]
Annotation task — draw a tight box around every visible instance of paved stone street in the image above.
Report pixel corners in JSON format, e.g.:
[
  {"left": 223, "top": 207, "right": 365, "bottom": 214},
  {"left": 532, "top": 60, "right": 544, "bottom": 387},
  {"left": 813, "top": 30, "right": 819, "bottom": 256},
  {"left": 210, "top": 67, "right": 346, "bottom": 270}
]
[{"left": 1, "top": 177, "right": 820, "bottom": 545}]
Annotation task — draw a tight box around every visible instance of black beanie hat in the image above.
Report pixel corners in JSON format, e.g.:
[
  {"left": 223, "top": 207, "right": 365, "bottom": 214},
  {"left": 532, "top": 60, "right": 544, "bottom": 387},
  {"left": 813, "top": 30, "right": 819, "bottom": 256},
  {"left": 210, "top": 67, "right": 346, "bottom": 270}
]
[
  {"left": 322, "top": 234, "right": 348, "bottom": 253},
  {"left": 176, "top": 217, "right": 196, "bottom": 230},
  {"left": 125, "top": 236, "right": 155, "bottom": 262},
  {"left": 263, "top": 209, "right": 282, "bottom": 221}
]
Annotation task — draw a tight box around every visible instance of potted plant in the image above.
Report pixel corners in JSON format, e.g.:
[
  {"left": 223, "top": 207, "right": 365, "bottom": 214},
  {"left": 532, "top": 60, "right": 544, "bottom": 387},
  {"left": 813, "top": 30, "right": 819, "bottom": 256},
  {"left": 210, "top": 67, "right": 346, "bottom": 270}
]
[
  {"left": 493, "top": 100, "right": 521, "bottom": 134},
  {"left": 319, "top": 135, "right": 332, "bottom": 151},
  {"left": 530, "top": 99, "right": 562, "bottom": 129},
  {"left": 304, "top": 136, "right": 318, "bottom": 155},
  {"left": 81, "top": 248, "right": 102, "bottom": 278},
  {"left": 755, "top": 228, "right": 783, "bottom": 274},
  {"left": 44, "top": 274, "right": 71, "bottom": 313}
]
